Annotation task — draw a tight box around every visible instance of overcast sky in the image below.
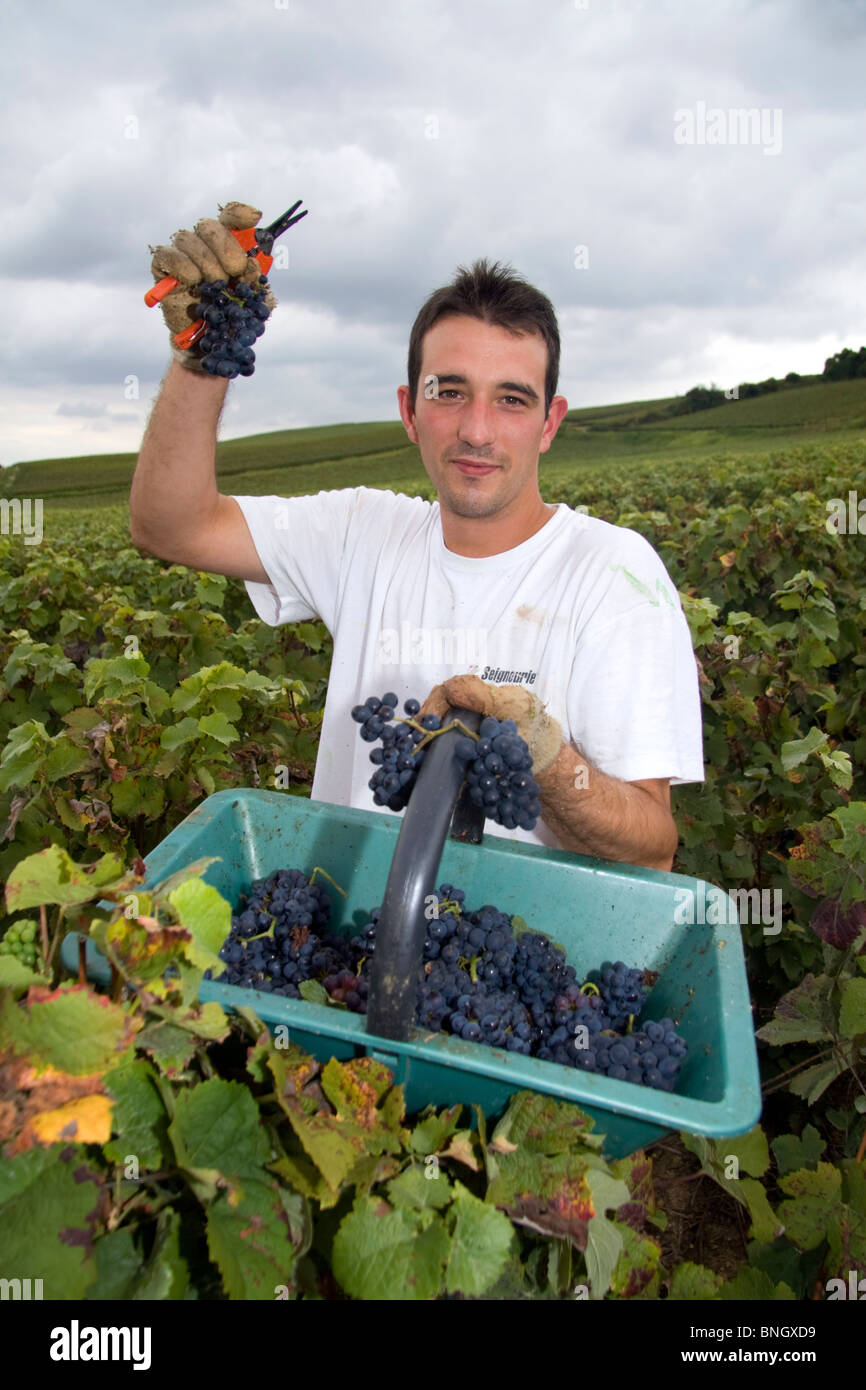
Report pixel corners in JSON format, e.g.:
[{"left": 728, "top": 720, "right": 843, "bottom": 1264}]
[{"left": 2, "top": 0, "right": 864, "bottom": 466}]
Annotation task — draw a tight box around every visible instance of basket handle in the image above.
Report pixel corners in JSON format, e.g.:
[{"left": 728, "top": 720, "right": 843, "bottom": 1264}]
[{"left": 364, "top": 706, "right": 483, "bottom": 1041}]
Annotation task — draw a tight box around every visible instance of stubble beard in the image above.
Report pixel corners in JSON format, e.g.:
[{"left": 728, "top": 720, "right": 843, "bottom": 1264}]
[
  {"left": 433, "top": 459, "right": 515, "bottom": 520},
  {"left": 438, "top": 484, "right": 506, "bottom": 519}
]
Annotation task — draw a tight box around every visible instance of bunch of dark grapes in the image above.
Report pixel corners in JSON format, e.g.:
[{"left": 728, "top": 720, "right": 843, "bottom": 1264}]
[
  {"left": 211, "top": 868, "right": 687, "bottom": 1093},
  {"left": 359, "top": 884, "right": 687, "bottom": 1090},
  {"left": 321, "top": 968, "right": 369, "bottom": 1012},
  {"left": 189, "top": 276, "right": 272, "bottom": 379},
  {"left": 572, "top": 1022, "right": 688, "bottom": 1089},
  {"left": 454, "top": 716, "right": 541, "bottom": 830},
  {"left": 209, "top": 868, "right": 369, "bottom": 1006},
  {"left": 350, "top": 691, "right": 432, "bottom": 810},
  {"left": 351, "top": 693, "right": 541, "bottom": 830},
  {"left": 595, "top": 961, "right": 650, "bottom": 1030}
]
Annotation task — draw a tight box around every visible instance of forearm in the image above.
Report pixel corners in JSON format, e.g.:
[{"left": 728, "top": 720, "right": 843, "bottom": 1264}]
[
  {"left": 535, "top": 742, "right": 678, "bottom": 871},
  {"left": 130, "top": 360, "right": 229, "bottom": 547}
]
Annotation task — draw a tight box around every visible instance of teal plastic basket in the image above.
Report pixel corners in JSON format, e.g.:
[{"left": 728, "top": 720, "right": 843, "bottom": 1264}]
[{"left": 68, "top": 789, "right": 761, "bottom": 1158}]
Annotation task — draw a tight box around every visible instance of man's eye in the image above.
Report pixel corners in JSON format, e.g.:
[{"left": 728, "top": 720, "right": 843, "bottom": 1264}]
[{"left": 502, "top": 396, "right": 527, "bottom": 406}]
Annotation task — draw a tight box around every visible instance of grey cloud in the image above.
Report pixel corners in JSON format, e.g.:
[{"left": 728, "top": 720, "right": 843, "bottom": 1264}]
[
  {"left": 2, "top": 0, "right": 865, "bottom": 465},
  {"left": 56, "top": 402, "right": 111, "bottom": 418}
]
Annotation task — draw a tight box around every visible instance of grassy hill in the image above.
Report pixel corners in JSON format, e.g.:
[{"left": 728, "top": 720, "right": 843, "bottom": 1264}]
[
  {"left": 0, "top": 421, "right": 412, "bottom": 501},
  {"left": 1, "top": 374, "right": 863, "bottom": 513},
  {"left": 646, "top": 376, "right": 866, "bottom": 432}
]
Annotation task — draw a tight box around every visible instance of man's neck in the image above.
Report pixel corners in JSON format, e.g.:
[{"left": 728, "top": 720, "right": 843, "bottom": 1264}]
[{"left": 439, "top": 495, "right": 557, "bottom": 558}]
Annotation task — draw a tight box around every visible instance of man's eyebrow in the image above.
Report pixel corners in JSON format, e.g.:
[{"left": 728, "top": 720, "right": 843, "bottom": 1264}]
[{"left": 431, "top": 372, "right": 540, "bottom": 403}]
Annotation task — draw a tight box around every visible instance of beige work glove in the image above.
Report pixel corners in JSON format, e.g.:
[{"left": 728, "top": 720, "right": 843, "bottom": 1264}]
[
  {"left": 148, "top": 201, "right": 276, "bottom": 372},
  {"left": 420, "top": 674, "right": 563, "bottom": 775}
]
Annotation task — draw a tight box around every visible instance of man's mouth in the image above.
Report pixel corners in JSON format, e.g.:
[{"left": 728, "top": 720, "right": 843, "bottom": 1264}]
[{"left": 451, "top": 458, "right": 499, "bottom": 477}]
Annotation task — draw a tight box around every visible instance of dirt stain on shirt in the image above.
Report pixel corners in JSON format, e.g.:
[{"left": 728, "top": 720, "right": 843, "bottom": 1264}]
[{"left": 515, "top": 603, "right": 547, "bottom": 625}]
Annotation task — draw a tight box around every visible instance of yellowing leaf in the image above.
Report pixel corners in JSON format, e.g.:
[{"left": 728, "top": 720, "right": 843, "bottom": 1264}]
[{"left": 31, "top": 1094, "right": 113, "bottom": 1145}]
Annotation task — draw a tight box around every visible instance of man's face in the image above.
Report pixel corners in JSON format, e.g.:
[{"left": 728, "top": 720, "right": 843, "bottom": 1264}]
[{"left": 397, "top": 314, "right": 565, "bottom": 520}]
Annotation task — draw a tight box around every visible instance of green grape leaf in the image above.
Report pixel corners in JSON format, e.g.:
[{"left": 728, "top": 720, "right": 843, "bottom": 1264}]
[
  {"left": 168, "top": 1078, "right": 271, "bottom": 1201},
  {"left": 0, "top": 983, "right": 137, "bottom": 1075},
  {"left": 669, "top": 1261, "right": 721, "bottom": 1300},
  {"left": 83, "top": 654, "right": 151, "bottom": 702},
  {"left": 583, "top": 1170, "right": 631, "bottom": 1298},
  {"left": 194, "top": 574, "right": 227, "bottom": 608},
  {"left": 206, "top": 1179, "right": 305, "bottom": 1300},
  {"left": 42, "top": 741, "right": 91, "bottom": 783},
  {"left": 84, "top": 1229, "right": 144, "bottom": 1300},
  {"left": 489, "top": 1089, "right": 599, "bottom": 1156},
  {"left": 103, "top": 1057, "right": 170, "bottom": 1170},
  {"left": 776, "top": 1162, "right": 842, "bottom": 1251},
  {"left": 111, "top": 777, "right": 166, "bottom": 820},
  {"left": 819, "top": 749, "right": 853, "bottom": 790},
  {"left": 737, "top": 1178, "right": 781, "bottom": 1244},
  {"left": 0, "top": 1145, "right": 103, "bottom": 1298},
  {"left": 278, "top": 1057, "right": 406, "bottom": 1196},
  {"left": 298, "top": 979, "right": 334, "bottom": 1007},
  {"left": 409, "top": 1103, "right": 464, "bottom": 1155},
  {"left": 681, "top": 1124, "right": 770, "bottom": 1180},
  {"left": 444, "top": 1181, "right": 513, "bottom": 1296},
  {"left": 5, "top": 844, "right": 126, "bottom": 911},
  {"left": 0, "top": 956, "right": 50, "bottom": 995},
  {"left": 197, "top": 712, "right": 239, "bottom": 746},
  {"left": 609, "top": 1221, "right": 662, "bottom": 1299},
  {"left": 136, "top": 1020, "right": 198, "bottom": 1077},
  {"left": 839, "top": 977, "right": 866, "bottom": 1038},
  {"left": 780, "top": 727, "right": 827, "bottom": 771},
  {"left": 788, "top": 1054, "right": 851, "bottom": 1104},
  {"left": 829, "top": 802, "right": 866, "bottom": 865},
  {"left": 0, "top": 720, "right": 49, "bottom": 792},
  {"left": 386, "top": 1165, "right": 453, "bottom": 1211},
  {"left": 85, "top": 1209, "right": 188, "bottom": 1301},
  {"left": 718, "top": 1267, "right": 796, "bottom": 1300},
  {"left": 771, "top": 1124, "right": 826, "bottom": 1177},
  {"left": 332, "top": 1196, "right": 449, "bottom": 1301},
  {"left": 159, "top": 717, "right": 201, "bottom": 752},
  {"left": 167, "top": 877, "right": 231, "bottom": 977},
  {"left": 755, "top": 973, "right": 835, "bottom": 1046}
]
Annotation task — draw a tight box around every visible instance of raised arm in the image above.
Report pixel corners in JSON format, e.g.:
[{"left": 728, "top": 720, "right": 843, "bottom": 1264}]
[
  {"left": 130, "top": 361, "right": 267, "bottom": 581},
  {"left": 129, "top": 198, "right": 277, "bottom": 583}
]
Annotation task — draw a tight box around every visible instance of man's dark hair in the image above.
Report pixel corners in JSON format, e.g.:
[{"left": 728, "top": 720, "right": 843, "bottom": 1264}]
[{"left": 407, "top": 258, "right": 560, "bottom": 417}]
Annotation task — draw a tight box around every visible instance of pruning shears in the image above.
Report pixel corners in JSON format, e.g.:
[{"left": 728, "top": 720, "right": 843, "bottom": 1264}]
[{"left": 144, "top": 199, "right": 309, "bottom": 349}]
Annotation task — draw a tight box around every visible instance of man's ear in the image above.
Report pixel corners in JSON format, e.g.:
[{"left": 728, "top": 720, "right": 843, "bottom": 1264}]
[
  {"left": 539, "top": 394, "right": 569, "bottom": 454},
  {"left": 397, "top": 384, "right": 420, "bottom": 444}
]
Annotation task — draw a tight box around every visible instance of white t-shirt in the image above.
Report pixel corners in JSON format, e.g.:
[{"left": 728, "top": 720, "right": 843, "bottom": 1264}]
[{"left": 230, "top": 487, "right": 704, "bottom": 849}]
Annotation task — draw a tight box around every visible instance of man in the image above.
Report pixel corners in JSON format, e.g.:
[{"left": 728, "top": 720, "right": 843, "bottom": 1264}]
[{"left": 131, "top": 201, "right": 704, "bottom": 871}]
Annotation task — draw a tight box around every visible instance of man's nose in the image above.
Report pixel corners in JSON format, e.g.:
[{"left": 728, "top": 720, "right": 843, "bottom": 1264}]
[{"left": 457, "top": 397, "right": 495, "bottom": 449}]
